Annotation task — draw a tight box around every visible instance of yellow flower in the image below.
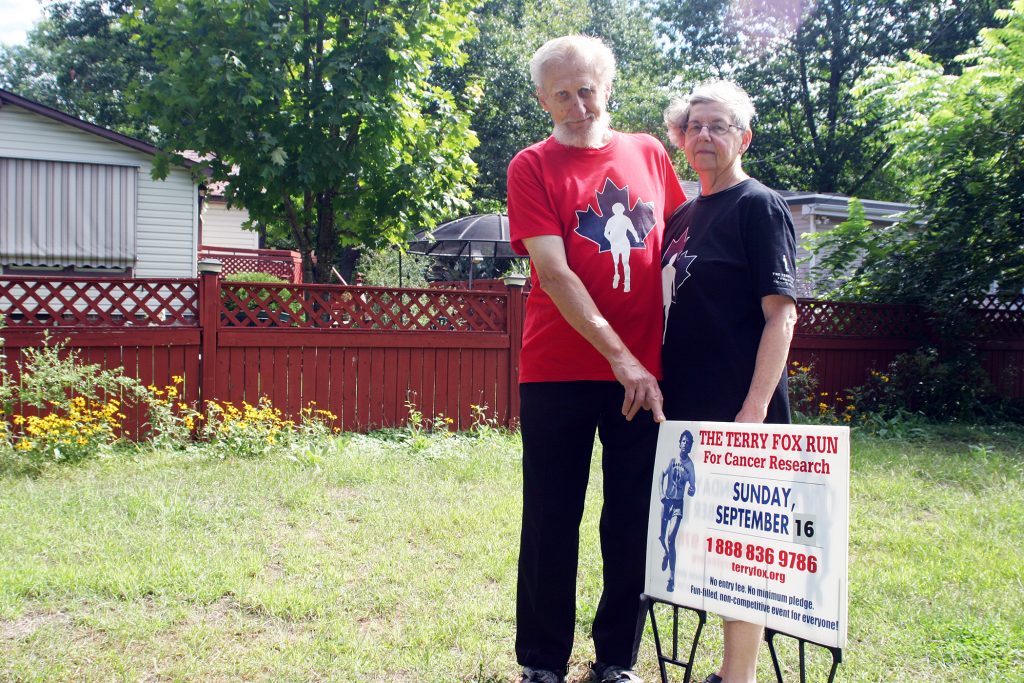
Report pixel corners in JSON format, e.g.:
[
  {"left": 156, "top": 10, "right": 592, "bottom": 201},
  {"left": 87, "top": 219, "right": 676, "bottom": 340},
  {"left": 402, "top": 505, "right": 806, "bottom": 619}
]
[
  {"left": 12, "top": 415, "right": 25, "bottom": 425},
  {"left": 172, "top": 375, "right": 184, "bottom": 385}
]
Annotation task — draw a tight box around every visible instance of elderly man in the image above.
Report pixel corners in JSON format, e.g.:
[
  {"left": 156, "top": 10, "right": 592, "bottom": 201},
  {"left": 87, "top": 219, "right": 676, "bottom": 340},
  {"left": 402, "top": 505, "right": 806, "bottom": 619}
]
[{"left": 507, "top": 35, "right": 685, "bottom": 683}]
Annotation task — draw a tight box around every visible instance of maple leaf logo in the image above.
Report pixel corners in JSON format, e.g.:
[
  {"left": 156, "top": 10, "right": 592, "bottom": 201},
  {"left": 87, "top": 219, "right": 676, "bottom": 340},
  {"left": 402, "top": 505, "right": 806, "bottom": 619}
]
[
  {"left": 662, "top": 226, "right": 697, "bottom": 340},
  {"left": 573, "top": 178, "right": 656, "bottom": 252}
]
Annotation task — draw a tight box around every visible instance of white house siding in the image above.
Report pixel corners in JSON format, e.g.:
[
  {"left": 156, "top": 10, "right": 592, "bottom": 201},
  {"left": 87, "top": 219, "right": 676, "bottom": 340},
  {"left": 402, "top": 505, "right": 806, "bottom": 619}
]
[
  {"left": 201, "top": 198, "right": 257, "bottom": 249},
  {"left": 0, "top": 103, "right": 198, "bottom": 277},
  {"left": 790, "top": 210, "right": 819, "bottom": 298}
]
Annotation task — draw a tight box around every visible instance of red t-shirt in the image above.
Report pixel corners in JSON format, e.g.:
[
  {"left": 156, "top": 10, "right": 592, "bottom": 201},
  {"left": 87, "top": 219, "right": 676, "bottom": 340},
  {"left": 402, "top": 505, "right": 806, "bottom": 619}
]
[{"left": 508, "top": 131, "right": 685, "bottom": 383}]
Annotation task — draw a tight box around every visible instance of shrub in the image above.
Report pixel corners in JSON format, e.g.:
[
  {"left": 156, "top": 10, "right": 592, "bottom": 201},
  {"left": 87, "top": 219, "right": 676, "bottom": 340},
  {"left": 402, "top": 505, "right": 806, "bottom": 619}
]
[
  {"left": 850, "top": 347, "right": 1003, "bottom": 422},
  {"left": 141, "top": 376, "right": 202, "bottom": 449},
  {"left": 199, "top": 397, "right": 339, "bottom": 460},
  {"left": 355, "top": 247, "right": 430, "bottom": 288},
  {"left": 0, "top": 330, "right": 339, "bottom": 467},
  {"left": 787, "top": 361, "right": 858, "bottom": 424},
  {"left": 224, "top": 271, "right": 287, "bottom": 283},
  {"left": 0, "top": 333, "right": 145, "bottom": 465},
  {"left": 787, "top": 360, "right": 819, "bottom": 418},
  {"left": 223, "top": 271, "right": 303, "bottom": 320}
]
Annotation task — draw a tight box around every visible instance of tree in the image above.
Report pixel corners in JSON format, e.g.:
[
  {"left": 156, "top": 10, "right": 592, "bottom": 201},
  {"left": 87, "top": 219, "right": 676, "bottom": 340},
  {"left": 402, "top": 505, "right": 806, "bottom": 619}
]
[
  {"left": 657, "top": 0, "right": 1002, "bottom": 198},
  {"left": 0, "top": 1, "right": 156, "bottom": 140},
  {"left": 807, "top": 1, "right": 1024, "bottom": 317},
  {"left": 131, "top": 0, "right": 479, "bottom": 283}
]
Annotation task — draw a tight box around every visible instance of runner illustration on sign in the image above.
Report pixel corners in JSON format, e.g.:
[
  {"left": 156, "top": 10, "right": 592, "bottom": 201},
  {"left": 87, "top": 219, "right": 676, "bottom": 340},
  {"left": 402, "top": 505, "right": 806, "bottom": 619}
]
[
  {"left": 604, "top": 202, "right": 641, "bottom": 292},
  {"left": 659, "top": 429, "right": 697, "bottom": 591}
]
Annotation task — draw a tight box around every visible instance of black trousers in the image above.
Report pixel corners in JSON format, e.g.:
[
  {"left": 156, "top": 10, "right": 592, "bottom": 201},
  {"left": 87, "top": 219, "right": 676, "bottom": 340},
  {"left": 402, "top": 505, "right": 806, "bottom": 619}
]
[{"left": 516, "top": 381, "right": 659, "bottom": 674}]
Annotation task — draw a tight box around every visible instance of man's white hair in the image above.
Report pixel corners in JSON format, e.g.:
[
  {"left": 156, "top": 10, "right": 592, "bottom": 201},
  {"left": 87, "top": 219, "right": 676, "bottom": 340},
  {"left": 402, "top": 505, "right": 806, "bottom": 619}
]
[
  {"left": 664, "top": 80, "right": 756, "bottom": 148},
  {"left": 529, "top": 35, "right": 616, "bottom": 90}
]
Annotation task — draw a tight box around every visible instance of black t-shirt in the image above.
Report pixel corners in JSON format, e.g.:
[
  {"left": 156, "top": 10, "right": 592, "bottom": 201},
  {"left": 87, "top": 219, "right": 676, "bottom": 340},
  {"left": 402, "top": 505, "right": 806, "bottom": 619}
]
[{"left": 660, "top": 178, "right": 797, "bottom": 424}]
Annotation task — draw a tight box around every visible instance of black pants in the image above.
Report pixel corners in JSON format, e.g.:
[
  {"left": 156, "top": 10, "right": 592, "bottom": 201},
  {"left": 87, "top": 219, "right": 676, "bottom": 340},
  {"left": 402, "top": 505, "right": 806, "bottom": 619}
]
[{"left": 516, "top": 381, "right": 659, "bottom": 674}]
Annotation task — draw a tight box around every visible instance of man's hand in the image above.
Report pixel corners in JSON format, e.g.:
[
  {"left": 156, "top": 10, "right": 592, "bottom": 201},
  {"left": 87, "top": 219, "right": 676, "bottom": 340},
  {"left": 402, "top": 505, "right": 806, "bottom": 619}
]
[{"left": 610, "top": 354, "right": 665, "bottom": 422}]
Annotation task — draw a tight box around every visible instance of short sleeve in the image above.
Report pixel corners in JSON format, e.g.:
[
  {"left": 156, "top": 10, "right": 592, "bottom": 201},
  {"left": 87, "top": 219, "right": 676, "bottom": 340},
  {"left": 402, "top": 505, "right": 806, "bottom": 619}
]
[
  {"left": 744, "top": 192, "right": 798, "bottom": 301},
  {"left": 506, "top": 147, "right": 563, "bottom": 255}
]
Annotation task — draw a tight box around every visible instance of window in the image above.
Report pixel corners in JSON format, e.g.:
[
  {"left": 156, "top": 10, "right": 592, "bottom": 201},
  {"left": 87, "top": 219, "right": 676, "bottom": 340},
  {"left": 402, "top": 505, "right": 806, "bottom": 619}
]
[{"left": 0, "top": 157, "right": 137, "bottom": 269}]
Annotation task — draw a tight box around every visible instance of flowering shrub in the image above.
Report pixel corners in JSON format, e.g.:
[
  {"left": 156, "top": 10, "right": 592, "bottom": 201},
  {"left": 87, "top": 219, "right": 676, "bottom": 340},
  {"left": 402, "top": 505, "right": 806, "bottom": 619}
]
[
  {"left": 0, "top": 330, "right": 341, "bottom": 467},
  {"left": 1, "top": 333, "right": 142, "bottom": 466},
  {"left": 788, "top": 361, "right": 857, "bottom": 425},
  {"left": 10, "top": 396, "right": 126, "bottom": 463},
  {"left": 787, "top": 361, "right": 819, "bottom": 417},
  {"left": 142, "top": 376, "right": 202, "bottom": 448},
  {"left": 199, "top": 397, "right": 339, "bottom": 459}
]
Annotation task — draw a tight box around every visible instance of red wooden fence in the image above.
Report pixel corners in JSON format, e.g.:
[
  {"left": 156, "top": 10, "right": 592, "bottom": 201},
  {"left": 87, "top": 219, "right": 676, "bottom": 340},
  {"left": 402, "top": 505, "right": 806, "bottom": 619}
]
[
  {"left": 1, "top": 273, "right": 523, "bottom": 432},
  {"left": 1, "top": 273, "right": 1021, "bottom": 435}
]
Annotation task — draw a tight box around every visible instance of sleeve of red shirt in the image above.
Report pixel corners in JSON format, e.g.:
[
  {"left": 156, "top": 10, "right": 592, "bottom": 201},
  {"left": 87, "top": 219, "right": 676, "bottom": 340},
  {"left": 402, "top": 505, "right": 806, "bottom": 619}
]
[{"left": 507, "top": 146, "right": 562, "bottom": 256}]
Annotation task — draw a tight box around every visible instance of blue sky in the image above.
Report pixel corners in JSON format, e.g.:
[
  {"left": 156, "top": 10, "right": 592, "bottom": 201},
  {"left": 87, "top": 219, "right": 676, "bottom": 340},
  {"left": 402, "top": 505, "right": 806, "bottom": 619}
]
[{"left": 0, "top": 0, "right": 45, "bottom": 46}]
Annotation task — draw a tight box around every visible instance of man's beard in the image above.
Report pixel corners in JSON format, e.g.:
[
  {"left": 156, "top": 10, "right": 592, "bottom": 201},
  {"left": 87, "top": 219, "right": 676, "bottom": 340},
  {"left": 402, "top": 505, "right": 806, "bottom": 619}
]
[{"left": 553, "top": 112, "right": 611, "bottom": 148}]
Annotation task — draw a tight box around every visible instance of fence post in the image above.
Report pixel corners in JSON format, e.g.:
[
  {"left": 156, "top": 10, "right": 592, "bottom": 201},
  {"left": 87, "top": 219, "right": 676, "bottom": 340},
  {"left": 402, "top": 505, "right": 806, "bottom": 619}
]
[
  {"left": 197, "top": 259, "right": 223, "bottom": 412},
  {"left": 503, "top": 276, "right": 527, "bottom": 428}
]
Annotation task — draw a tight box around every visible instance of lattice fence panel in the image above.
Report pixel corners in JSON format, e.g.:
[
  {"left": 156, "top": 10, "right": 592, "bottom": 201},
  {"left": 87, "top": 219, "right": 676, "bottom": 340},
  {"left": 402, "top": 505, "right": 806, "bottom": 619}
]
[
  {"left": 219, "top": 283, "right": 508, "bottom": 332},
  {"left": 969, "top": 295, "right": 1024, "bottom": 339},
  {"left": 198, "top": 247, "right": 302, "bottom": 283},
  {"left": 217, "top": 255, "right": 297, "bottom": 281},
  {"left": 795, "top": 299, "right": 927, "bottom": 338},
  {"left": 1, "top": 277, "right": 200, "bottom": 327}
]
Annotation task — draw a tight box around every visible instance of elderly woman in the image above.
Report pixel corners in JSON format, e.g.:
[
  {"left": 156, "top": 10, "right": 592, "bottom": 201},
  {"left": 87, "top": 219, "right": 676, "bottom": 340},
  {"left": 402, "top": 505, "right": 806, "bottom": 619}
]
[{"left": 660, "top": 81, "right": 798, "bottom": 683}]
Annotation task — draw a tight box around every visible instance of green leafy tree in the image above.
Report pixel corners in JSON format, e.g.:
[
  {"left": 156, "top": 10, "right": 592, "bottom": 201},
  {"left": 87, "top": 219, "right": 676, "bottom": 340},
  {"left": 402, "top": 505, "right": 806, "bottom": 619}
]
[
  {"left": 808, "top": 2, "right": 1024, "bottom": 317},
  {"left": 657, "top": 0, "right": 1002, "bottom": 197},
  {"left": 0, "top": 1, "right": 156, "bottom": 140},
  {"left": 132, "top": 0, "right": 479, "bottom": 283}
]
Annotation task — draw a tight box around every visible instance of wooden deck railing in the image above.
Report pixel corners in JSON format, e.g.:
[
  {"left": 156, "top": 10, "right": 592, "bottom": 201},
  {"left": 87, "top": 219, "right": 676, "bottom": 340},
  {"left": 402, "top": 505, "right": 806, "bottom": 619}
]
[{"left": 198, "top": 245, "right": 303, "bottom": 283}]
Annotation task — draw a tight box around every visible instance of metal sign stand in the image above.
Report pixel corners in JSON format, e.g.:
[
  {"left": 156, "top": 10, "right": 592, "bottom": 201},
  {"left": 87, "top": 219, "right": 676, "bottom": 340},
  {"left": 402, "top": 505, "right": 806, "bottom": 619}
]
[
  {"left": 645, "top": 595, "right": 706, "bottom": 683},
  {"left": 645, "top": 596, "right": 843, "bottom": 683},
  {"left": 764, "top": 628, "right": 843, "bottom": 683}
]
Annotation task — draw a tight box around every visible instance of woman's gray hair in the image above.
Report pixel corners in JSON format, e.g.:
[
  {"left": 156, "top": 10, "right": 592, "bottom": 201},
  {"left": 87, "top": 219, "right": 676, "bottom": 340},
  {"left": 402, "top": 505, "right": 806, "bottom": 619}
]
[
  {"left": 529, "top": 35, "right": 616, "bottom": 90},
  {"left": 664, "top": 80, "right": 756, "bottom": 148}
]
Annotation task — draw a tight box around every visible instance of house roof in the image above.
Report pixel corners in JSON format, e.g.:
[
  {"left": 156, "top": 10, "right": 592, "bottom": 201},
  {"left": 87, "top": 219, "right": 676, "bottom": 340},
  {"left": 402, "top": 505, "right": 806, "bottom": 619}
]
[
  {"left": 681, "top": 178, "right": 912, "bottom": 223},
  {"left": 778, "top": 191, "right": 913, "bottom": 222},
  {"left": 0, "top": 87, "right": 193, "bottom": 166},
  {"left": 180, "top": 150, "right": 235, "bottom": 198}
]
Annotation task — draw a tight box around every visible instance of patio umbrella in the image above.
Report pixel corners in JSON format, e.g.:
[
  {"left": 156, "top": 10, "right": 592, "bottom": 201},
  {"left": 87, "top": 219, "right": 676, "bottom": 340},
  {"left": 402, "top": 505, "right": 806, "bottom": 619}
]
[{"left": 407, "top": 213, "right": 525, "bottom": 288}]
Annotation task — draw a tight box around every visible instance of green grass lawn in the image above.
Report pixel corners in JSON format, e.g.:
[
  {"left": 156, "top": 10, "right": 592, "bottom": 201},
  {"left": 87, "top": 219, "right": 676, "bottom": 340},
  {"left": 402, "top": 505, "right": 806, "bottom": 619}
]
[{"left": 0, "top": 425, "right": 1021, "bottom": 682}]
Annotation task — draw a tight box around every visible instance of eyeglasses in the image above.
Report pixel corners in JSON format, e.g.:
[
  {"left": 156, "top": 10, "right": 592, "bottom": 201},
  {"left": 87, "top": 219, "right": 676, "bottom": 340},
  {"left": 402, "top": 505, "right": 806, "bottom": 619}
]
[{"left": 683, "top": 121, "right": 743, "bottom": 138}]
